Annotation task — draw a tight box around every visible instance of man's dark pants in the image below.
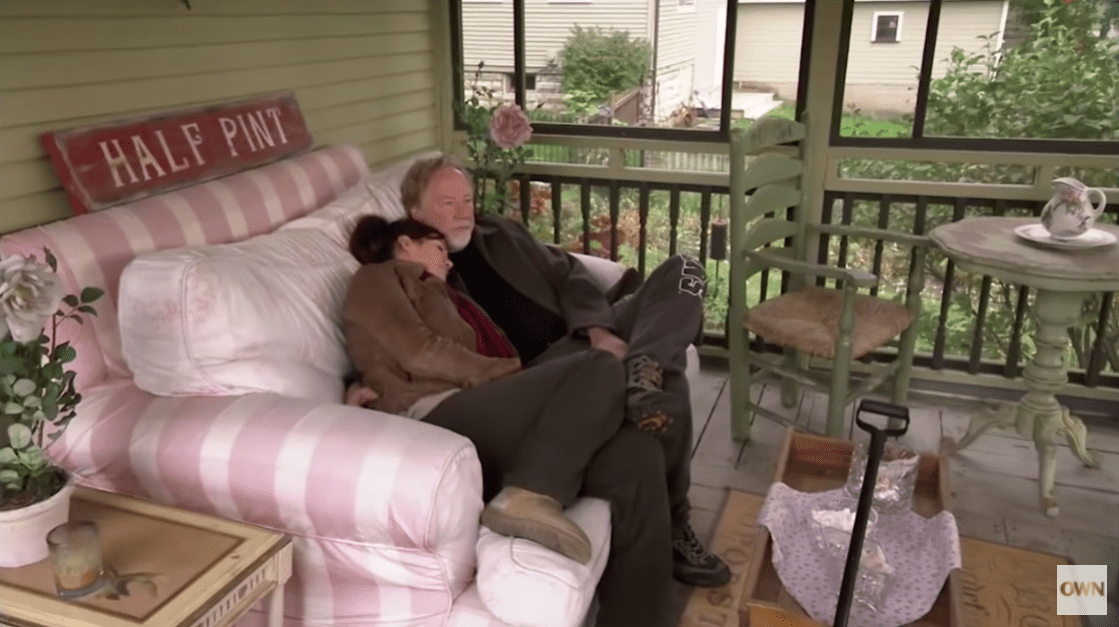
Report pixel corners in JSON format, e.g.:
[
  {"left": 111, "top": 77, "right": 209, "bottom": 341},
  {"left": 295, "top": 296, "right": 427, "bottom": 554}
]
[
  {"left": 421, "top": 350, "right": 676, "bottom": 626},
  {"left": 422, "top": 255, "right": 704, "bottom": 627},
  {"left": 530, "top": 253, "right": 707, "bottom": 527}
]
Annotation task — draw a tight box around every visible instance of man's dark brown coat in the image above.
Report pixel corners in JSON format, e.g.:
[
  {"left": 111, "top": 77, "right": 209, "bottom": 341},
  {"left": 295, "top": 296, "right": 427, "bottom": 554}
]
[{"left": 448, "top": 216, "right": 618, "bottom": 335}]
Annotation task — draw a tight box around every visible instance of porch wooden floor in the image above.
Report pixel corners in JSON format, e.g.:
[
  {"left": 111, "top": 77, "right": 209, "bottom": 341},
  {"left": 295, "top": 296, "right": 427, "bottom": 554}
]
[{"left": 670, "top": 364, "right": 1119, "bottom": 625}]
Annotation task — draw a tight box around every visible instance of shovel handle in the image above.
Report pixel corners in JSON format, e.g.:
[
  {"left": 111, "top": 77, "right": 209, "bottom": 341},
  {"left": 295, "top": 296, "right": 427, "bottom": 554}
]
[
  {"left": 854, "top": 399, "right": 910, "bottom": 438},
  {"left": 833, "top": 400, "right": 910, "bottom": 627}
]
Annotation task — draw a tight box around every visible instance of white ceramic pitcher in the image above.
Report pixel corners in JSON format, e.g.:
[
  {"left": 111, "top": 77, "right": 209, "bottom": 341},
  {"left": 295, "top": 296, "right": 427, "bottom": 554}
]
[{"left": 1040, "top": 177, "right": 1108, "bottom": 240}]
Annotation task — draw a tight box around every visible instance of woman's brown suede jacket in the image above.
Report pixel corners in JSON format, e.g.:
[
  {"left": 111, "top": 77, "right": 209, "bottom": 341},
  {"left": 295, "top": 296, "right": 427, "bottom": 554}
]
[{"left": 342, "top": 259, "right": 521, "bottom": 414}]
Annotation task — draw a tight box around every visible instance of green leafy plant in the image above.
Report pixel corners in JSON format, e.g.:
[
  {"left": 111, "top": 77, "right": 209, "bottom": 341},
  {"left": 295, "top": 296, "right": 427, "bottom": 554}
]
[
  {"left": 558, "top": 26, "right": 650, "bottom": 117},
  {"left": 0, "top": 248, "right": 103, "bottom": 510},
  {"left": 455, "top": 62, "right": 535, "bottom": 216},
  {"left": 562, "top": 88, "right": 607, "bottom": 120},
  {"left": 1012, "top": 0, "right": 1119, "bottom": 40},
  {"left": 924, "top": 5, "right": 1119, "bottom": 143}
]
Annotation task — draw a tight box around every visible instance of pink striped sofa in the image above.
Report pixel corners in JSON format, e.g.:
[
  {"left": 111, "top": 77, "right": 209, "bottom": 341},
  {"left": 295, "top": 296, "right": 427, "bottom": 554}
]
[{"left": 0, "top": 145, "right": 626, "bottom": 627}]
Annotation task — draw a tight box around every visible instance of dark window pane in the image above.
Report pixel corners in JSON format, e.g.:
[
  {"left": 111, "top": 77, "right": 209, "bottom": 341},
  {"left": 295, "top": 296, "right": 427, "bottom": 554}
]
[{"left": 875, "top": 15, "right": 900, "bottom": 42}]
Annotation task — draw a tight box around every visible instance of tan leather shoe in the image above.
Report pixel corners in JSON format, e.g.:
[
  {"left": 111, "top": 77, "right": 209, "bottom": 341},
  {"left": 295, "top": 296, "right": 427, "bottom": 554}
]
[{"left": 481, "top": 487, "right": 593, "bottom": 564}]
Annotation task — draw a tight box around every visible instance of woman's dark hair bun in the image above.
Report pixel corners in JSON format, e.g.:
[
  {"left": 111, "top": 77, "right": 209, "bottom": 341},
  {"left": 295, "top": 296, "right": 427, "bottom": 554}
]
[{"left": 348, "top": 215, "right": 444, "bottom": 264}]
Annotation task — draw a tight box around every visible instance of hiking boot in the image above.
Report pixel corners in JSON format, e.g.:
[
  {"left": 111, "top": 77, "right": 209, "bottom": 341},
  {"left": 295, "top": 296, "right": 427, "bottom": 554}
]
[
  {"left": 625, "top": 355, "right": 679, "bottom": 437},
  {"left": 671, "top": 523, "right": 731, "bottom": 587},
  {"left": 481, "top": 487, "right": 593, "bottom": 564}
]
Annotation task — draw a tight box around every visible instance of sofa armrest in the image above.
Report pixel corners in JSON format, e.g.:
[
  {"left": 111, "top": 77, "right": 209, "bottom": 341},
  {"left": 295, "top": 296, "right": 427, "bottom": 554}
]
[{"left": 52, "top": 381, "right": 483, "bottom": 602}]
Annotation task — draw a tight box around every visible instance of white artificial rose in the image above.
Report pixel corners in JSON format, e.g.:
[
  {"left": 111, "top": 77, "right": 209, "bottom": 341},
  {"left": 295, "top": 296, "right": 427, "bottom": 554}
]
[{"left": 0, "top": 256, "right": 64, "bottom": 343}]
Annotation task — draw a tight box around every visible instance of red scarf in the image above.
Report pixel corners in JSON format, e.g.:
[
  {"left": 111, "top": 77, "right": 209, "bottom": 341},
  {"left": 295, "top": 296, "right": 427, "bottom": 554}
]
[{"left": 445, "top": 284, "right": 518, "bottom": 359}]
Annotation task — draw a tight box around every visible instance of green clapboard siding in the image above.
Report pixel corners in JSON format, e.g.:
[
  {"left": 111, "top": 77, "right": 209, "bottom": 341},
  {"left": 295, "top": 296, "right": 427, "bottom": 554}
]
[{"left": 0, "top": 0, "right": 442, "bottom": 234}]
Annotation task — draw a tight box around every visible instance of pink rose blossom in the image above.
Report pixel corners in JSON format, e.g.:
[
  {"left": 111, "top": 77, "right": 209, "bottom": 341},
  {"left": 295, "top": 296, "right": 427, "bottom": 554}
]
[{"left": 489, "top": 104, "right": 533, "bottom": 149}]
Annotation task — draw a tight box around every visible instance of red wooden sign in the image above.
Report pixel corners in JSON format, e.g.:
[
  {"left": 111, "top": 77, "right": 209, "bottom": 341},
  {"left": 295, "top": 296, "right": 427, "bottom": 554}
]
[{"left": 40, "top": 93, "right": 313, "bottom": 214}]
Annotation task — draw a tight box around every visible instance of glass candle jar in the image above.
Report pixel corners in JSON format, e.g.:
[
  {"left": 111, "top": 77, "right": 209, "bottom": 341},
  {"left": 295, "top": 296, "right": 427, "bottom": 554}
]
[
  {"left": 46, "top": 521, "right": 105, "bottom": 599},
  {"left": 811, "top": 506, "right": 879, "bottom": 558},
  {"left": 852, "top": 539, "right": 894, "bottom": 611},
  {"left": 844, "top": 440, "right": 920, "bottom": 515}
]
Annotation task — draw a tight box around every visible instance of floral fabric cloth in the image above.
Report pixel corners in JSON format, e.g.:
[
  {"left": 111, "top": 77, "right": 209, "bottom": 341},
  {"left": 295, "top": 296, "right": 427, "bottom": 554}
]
[{"left": 757, "top": 482, "right": 962, "bottom": 627}]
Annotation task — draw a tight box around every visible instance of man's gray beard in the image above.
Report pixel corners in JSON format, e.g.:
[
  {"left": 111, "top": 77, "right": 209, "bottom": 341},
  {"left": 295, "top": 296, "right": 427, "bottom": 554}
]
[{"left": 447, "top": 233, "right": 472, "bottom": 252}]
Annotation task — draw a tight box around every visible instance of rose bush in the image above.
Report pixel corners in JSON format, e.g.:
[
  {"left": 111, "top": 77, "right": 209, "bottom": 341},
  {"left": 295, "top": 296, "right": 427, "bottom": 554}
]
[
  {"left": 0, "top": 248, "right": 102, "bottom": 510},
  {"left": 454, "top": 62, "right": 535, "bottom": 216}
]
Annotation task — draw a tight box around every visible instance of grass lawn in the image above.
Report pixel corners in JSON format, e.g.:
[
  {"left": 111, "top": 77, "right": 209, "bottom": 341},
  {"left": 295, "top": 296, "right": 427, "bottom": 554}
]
[{"left": 736, "top": 103, "right": 912, "bottom": 138}]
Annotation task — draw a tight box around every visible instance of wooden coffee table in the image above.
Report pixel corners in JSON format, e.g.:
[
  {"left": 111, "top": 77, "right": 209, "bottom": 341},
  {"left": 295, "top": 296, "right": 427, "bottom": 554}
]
[{"left": 0, "top": 487, "right": 292, "bottom": 627}]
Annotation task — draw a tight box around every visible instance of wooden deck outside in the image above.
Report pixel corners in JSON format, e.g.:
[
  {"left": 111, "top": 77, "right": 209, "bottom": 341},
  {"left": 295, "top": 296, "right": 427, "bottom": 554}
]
[{"left": 672, "top": 365, "right": 1119, "bottom": 626}]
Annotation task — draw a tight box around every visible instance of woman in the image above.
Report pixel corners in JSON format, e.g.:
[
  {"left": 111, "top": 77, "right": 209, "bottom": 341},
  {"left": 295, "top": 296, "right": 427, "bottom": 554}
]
[
  {"left": 342, "top": 215, "right": 626, "bottom": 565},
  {"left": 343, "top": 216, "right": 521, "bottom": 416}
]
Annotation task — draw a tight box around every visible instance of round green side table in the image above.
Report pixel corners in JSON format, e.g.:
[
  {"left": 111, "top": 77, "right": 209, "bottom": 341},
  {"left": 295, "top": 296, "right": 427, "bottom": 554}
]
[{"left": 930, "top": 216, "right": 1119, "bottom": 517}]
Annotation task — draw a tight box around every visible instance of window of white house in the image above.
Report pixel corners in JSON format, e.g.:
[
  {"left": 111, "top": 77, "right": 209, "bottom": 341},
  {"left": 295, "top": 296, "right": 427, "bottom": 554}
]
[
  {"left": 506, "top": 73, "right": 537, "bottom": 91},
  {"left": 872, "top": 12, "right": 902, "bottom": 43}
]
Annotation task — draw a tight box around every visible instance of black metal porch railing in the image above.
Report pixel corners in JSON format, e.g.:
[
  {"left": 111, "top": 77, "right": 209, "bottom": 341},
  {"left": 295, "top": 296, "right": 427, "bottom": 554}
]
[
  {"left": 505, "top": 173, "right": 1118, "bottom": 391},
  {"left": 818, "top": 191, "right": 1118, "bottom": 390},
  {"left": 511, "top": 175, "right": 728, "bottom": 277}
]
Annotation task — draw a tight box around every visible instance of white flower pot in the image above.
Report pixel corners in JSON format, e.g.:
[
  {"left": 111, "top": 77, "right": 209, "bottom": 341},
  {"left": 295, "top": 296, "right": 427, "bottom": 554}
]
[{"left": 0, "top": 473, "right": 76, "bottom": 568}]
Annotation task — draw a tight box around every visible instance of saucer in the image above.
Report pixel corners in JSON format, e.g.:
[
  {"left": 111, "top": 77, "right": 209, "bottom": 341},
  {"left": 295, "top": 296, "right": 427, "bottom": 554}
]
[{"left": 1014, "top": 224, "right": 1118, "bottom": 250}]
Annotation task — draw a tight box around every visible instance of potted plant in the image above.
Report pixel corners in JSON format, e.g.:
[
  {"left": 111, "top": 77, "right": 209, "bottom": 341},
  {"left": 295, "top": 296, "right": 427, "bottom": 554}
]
[
  {"left": 0, "top": 248, "right": 102, "bottom": 567},
  {"left": 455, "top": 62, "right": 535, "bottom": 216}
]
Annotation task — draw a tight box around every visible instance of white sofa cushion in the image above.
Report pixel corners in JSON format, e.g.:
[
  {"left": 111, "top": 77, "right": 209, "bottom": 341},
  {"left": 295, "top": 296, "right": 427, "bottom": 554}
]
[
  {"left": 276, "top": 182, "right": 381, "bottom": 249},
  {"left": 356, "top": 150, "right": 442, "bottom": 223},
  {"left": 569, "top": 252, "right": 625, "bottom": 292},
  {"left": 475, "top": 497, "right": 611, "bottom": 627},
  {"left": 362, "top": 174, "right": 409, "bottom": 222},
  {"left": 278, "top": 151, "right": 442, "bottom": 247},
  {"left": 118, "top": 226, "right": 358, "bottom": 403},
  {"left": 278, "top": 177, "right": 409, "bottom": 247}
]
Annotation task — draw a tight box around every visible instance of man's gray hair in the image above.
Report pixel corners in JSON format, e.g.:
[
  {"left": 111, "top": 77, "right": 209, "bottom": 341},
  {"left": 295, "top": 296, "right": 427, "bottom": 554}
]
[{"left": 400, "top": 154, "right": 470, "bottom": 215}]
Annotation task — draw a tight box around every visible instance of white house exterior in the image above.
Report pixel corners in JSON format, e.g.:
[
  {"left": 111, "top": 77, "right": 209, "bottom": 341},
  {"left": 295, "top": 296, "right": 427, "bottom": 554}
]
[
  {"left": 460, "top": 0, "right": 1008, "bottom": 122},
  {"left": 735, "top": 0, "right": 1009, "bottom": 113},
  {"left": 460, "top": 0, "right": 725, "bottom": 124}
]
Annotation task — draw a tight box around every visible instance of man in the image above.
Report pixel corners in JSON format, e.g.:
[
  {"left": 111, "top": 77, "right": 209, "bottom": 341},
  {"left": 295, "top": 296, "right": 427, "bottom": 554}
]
[{"left": 404, "top": 154, "right": 731, "bottom": 589}]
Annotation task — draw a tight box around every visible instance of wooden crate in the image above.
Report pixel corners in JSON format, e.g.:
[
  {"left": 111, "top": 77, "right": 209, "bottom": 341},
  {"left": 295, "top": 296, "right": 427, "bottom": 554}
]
[
  {"left": 737, "top": 427, "right": 963, "bottom": 627},
  {"left": 956, "top": 537, "right": 1080, "bottom": 627},
  {"left": 678, "top": 490, "right": 768, "bottom": 627}
]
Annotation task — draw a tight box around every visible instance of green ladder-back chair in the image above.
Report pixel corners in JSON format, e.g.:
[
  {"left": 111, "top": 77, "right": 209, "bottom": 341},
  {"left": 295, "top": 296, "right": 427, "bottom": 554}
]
[{"left": 727, "top": 116, "right": 928, "bottom": 441}]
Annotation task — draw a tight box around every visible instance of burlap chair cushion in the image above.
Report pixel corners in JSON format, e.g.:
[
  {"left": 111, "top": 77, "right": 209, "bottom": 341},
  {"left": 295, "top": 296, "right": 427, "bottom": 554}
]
[{"left": 743, "top": 286, "right": 915, "bottom": 359}]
